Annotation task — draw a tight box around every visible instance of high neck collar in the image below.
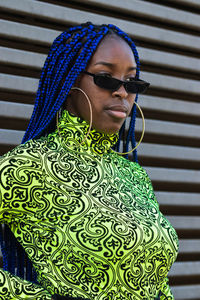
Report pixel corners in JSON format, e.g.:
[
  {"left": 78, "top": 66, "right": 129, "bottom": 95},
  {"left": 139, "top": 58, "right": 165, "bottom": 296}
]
[{"left": 56, "top": 110, "right": 119, "bottom": 155}]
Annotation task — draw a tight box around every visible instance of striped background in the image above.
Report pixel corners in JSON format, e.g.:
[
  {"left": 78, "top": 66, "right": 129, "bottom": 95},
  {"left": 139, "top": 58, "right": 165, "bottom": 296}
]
[{"left": 0, "top": 0, "right": 200, "bottom": 299}]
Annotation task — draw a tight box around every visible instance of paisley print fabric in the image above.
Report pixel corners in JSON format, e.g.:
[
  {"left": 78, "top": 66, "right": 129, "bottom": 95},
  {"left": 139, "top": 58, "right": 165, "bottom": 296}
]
[{"left": 0, "top": 110, "right": 178, "bottom": 299}]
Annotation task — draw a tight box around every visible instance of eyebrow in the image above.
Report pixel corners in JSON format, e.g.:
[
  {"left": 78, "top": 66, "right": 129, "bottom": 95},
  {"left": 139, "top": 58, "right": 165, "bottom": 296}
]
[{"left": 94, "top": 61, "right": 136, "bottom": 71}]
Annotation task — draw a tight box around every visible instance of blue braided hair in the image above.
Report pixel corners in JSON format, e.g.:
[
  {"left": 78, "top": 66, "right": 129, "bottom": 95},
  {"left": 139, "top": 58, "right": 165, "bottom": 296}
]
[
  {"left": 1, "top": 22, "right": 141, "bottom": 281},
  {"left": 22, "top": 22, "right": 140, "bottom": 162}
]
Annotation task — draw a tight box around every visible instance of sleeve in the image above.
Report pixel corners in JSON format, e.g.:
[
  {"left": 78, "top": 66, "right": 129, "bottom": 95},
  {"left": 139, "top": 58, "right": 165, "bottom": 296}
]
[{"left": 0, "top": 148, "right": 52, "bottom": 299}]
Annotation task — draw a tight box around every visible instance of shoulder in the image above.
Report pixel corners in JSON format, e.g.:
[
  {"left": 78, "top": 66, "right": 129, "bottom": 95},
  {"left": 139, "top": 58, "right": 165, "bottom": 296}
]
[
  {"left": 113, "top": 153, "right": 149, "bottom": 179},
  {"left": 0, "top": 132, "right": 59, "bottom": 178},
  {"left": 1, "top": 137, "right": 42, "bottom": 167},
  {"left": 1, "top": 132, "right": 58, "bottom": 162},
  {"left": 127, "top": 160, "right": 159, "bottom": 207},
  {"left": 111, "top": 154, "right": 159, "bottom": 206}
]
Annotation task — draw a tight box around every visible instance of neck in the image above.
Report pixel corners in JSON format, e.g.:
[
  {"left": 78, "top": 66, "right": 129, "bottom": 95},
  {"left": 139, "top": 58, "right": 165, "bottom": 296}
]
[{"left": 56, "top": 110, "right": 119, "bottom": 155}]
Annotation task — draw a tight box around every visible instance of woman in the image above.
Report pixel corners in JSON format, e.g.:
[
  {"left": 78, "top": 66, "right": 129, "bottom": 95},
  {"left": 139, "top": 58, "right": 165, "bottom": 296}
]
[{"left": 0, "top": 22, "right": 178, "bottom": 299}]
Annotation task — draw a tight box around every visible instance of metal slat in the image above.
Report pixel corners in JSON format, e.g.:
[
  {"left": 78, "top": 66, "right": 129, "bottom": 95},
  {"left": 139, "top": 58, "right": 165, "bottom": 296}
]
[
  {"left": 0, "top": 101, "right": 33, "bottom": 119},
  {"left": 138, "top": 143, "right": 200, "bottom": 162},
  {"left": 0, "top": 19, "right": 58, "bottom": 45},
  {"left": 0, "top": 47, "right": 45, "bottom": 69},
  {"left": 138, "top": 47, "right": 200, "bottom": 74},
  {"left": 145, "top": 167, "right": 200, "bottom": 184},
  {"left": 0, "top": 129, "right": 24, "bottom": 145},
  {"left": 169, "top": 261, "right": 200, "bottom": 276},
  {"left": 71, "top": 0, "right": 200, "bottom": 31},
  {"left": 167, "top": 216, "right": 200, "bottom": 229},
  {"left": 155, "top": 192, "right": 200, "bottom": 207},
  {"left": 140, "top": 95, "right": 200, "bottom": 118},
  {"left": 178, "top": 239, "right": 200, "bottom": 253},
  {"left": 140, "top": 119, "right": 200, "bottom": 139},
  {"left": 0, "top": 2, "right": 200, "bottom": 52},
  {"left": 141, "top": 72, "right": 200, "bottom": 95},
  {"left": 171, "top": 285, "right": 200, "bottom": 299},
  {"left": 0, "top": 73, "right": 38, "bottom": 93}
]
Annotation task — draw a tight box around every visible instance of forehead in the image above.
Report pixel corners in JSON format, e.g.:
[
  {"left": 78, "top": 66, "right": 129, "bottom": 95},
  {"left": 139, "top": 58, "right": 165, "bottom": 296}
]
[{"left": 89, "top": 35, "right": 136, "bottom": 67}]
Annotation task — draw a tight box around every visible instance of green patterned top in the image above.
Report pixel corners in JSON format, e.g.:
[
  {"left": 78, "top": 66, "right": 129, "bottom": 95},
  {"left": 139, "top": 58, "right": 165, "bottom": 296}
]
[{"left": 0, "top": 110, "right": 178, "bottom": 300}]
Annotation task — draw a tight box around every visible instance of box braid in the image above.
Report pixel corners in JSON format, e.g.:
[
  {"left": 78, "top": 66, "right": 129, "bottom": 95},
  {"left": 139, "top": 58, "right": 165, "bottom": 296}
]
[{"left": 1, "top": 22, "right": 141, "bottom": 282}]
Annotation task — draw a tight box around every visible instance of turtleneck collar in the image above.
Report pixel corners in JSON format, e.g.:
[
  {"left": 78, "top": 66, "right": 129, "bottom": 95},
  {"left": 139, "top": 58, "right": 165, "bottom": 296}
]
[{"left": 56, "top": 110, "right": 119, "bottom": 155}]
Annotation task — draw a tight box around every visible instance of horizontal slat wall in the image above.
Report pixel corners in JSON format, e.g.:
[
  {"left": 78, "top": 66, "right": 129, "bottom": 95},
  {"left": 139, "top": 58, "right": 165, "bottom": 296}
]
[{"left": 0, "top": 0, "right": 200, "bottom": 299}]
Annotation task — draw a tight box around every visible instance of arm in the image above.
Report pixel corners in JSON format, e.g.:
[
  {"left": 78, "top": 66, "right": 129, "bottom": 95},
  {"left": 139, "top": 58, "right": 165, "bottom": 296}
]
[
  {"left": 0, "top": 147, "right": 52, "bottom": 299},
  {"left": 0, "top": 144, "right": 45, "bottom": 223},
  {"left": 137, "top": 165, "right": 177, "bottom": 300},
  {"left": 0, "top": 269, "right": 52, "bottom": 300}
]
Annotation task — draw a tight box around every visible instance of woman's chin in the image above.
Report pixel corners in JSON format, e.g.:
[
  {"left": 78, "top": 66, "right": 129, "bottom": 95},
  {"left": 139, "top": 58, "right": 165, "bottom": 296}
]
[{"left": 93, "top": 124, "right": 122, "bottom": 135}]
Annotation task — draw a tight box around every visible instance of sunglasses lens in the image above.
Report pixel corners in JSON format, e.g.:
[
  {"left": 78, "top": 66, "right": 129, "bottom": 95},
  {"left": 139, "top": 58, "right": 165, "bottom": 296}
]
[
  {"left": 94, "top": 75, "right": 120, "bottom": 90},
  {"left": 91, "top": 73, "right": 150, "bottom": 94},
  {"left": 126, "top": 81, "right": 150, "bottom": 94}
]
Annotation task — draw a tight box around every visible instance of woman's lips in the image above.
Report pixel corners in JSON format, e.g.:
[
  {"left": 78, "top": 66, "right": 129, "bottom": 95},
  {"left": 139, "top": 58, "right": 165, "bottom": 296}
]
[
  {"left": 105, "top": 105, "right": 128, "bottom": 119},
  {"left": 106, "top": 110, "right": 127, "bottom": 118}
]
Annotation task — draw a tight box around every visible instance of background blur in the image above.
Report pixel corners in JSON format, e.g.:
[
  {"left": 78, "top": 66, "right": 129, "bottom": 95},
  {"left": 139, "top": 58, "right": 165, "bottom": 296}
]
[{"left": 0, "top": 0, "right": 200, "bottom": 299}]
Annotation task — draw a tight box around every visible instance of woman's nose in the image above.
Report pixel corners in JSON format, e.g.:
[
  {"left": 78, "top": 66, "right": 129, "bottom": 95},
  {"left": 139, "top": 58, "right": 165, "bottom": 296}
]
[{"left": 112, "top": 84, "right": 129, "bottom": 99}]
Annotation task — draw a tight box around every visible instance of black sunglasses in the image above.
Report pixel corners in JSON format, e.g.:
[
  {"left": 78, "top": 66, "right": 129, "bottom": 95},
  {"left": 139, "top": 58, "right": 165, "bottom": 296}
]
[{"left": 83, "top": 71, "right": 150, "bottom": 94}]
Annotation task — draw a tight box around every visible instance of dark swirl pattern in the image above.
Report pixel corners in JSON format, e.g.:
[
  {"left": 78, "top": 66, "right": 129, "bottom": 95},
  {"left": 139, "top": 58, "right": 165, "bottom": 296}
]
[{"left": 0, "top": 110, "right": 178, "bottom": 299}]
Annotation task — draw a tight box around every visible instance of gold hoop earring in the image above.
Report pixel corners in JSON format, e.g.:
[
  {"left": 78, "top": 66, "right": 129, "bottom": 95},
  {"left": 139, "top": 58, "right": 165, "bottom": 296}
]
[
  {"left": 113, "top": 102, "right": 145, "bottom": 155},
  {"left": 57, "top": 87, "right": 93, "bottom": 148}
]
